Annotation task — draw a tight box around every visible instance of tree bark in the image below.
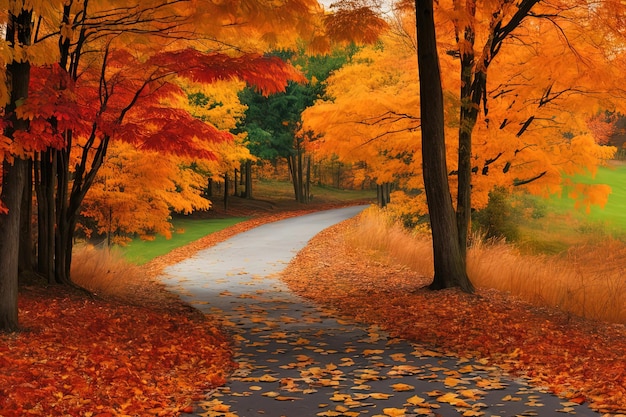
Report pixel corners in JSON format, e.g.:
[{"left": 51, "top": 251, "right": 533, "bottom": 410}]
[
  {"left": 18, "top": 159, "right": 34, "bottom": 278},
  {"left": 0, "top": 9, "right": 32, "bottom": 331},
  {"left": 223, "top": 172, "right": 230, "bottom": 210},
  {"left": 244, "top": 160, "right": 253, "bottom": 199},
  {"left": 0, "top": 159, "right": 27, "bottom": 331},
  {"left": 415, "top": 0, "right": 474, "bottom": 292}
]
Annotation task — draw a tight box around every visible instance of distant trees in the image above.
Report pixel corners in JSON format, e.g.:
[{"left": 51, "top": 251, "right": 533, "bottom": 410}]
[{"left": 238, "top": 48, "right": 352, "bottom": 202}]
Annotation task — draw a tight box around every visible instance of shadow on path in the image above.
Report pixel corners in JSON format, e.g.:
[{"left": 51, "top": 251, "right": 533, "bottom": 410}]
[{"left": 159, "top": 206, "right": 599, "bottom": 417}]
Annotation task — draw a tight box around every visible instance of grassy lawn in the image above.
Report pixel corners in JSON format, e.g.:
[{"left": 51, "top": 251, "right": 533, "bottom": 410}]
[
  {"left": 557, "top": 163, "right": 626, "bottom": 229},
  {"left": 121, "top": 217, "right": 247, "bottom": 265},
  {"left": 516, "top": 163, "right": 626, "bottom": 254},
  {"left": 254, "top": 179, "right": 375, "bottom": 202}
]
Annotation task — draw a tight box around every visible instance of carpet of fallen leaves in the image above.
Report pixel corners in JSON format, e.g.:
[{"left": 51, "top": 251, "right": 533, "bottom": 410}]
[
  {"left": 280, "top": 219, "right": 626, "bottom": 416},
  {"left": 0, "top": 285, "right": 234, "bottom": 417},
  {"left": 0, "top": 200, "right": 363, "bottom": 417}
]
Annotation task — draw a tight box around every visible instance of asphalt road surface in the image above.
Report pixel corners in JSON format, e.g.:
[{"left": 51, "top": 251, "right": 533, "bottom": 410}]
[{"left": 160, "top": 206, "right": 600, "bottom": 417}]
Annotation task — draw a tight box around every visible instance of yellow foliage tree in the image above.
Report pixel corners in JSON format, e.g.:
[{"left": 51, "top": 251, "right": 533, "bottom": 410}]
[
  {"left": 304, "top": 2, "right": 623, "bottom": 216},
  {"left": 81, "top": 143, "right": 211, "bottom": 245}
]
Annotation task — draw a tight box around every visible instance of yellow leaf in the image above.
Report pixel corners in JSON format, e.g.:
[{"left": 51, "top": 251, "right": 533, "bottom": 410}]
[
  {"left": 437, "top": 393, "right": 471, "bottom": 408},
  {"left": 391, "top": 383, "right": 414, "bottom": 392},
  {"left": 444, "top": 377, "right": 463, "bottom": 387},
  {"left": 317, "top": 411, "right": 341, "bottom": 416},
  {"left": 330, "top": 393, "right": 351, "bottom": 402},
  {"left": 462, "top": 411, "right": 485, "bottom": 416},
  {"left": 370, "top": 393, "right": 393, "bottom": 400},
  {"left": 383, "top": 407, "right": 407, "bottom": 416},
  {"left": 406, "top": 395, "right": 426, "bottom": 405}
]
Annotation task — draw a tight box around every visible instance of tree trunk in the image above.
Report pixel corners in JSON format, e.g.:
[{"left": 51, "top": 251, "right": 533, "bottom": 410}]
[
  {"left": 206, "top": 177, "right": 213, "bottom": 197},
  {"left": 18, "top": 159, "right": 34, "bottom": 278},
  {"left": 415, "top": 0, "right": 474, "bottom": 293},
  {"left": 223, "top": 172, "right": 230, "bottom": 210},
  {"left": 305, "top": 155, "right": 311, "bottom": 202},
  {"left": 233, "top": 168, "right": 239, "bottom": 197},
  {"left": 0, "top": 9, "right": 32, "bottom": 331},
  {"left": 0, "top": 159, "right": 27, "bottom": 331},
  {"left": 53, "top": 144, "right": 73, "bottom": 285},
  {"left": 286, "top": 155, "right": 302, "bottom": 202},
  {"left": 376, "top": 183, "right": 392, "bottom": 208},
  {"left": 34, "top": 150, "right": 56, "bottom": 283},
  {"left": 244, "top": 160, "right": 253, "bottom": 199}
]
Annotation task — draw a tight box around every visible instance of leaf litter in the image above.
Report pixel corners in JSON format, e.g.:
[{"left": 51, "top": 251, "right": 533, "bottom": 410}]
[{"left": 280, "top": 218, "right": 626, "bottom": 416}]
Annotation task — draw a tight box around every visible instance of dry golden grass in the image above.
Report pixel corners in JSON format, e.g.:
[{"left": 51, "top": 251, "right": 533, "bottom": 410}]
[
  {"left": 71, "top": 244, "right": 143, "bottom": 298},
  {"left": 349, "top": 207, "right": 626, "bottom": 324}
]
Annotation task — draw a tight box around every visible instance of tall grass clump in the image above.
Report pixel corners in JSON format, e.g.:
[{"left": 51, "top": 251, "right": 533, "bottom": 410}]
[
  {"left": 349, "top": 208, "right": 626, "bottom": 324},
  {"left": 71, "top": 244, "right": 143, "bottom": 298},
  {"left": 347, "top": 207, "right": 433, "bottom": 276}
]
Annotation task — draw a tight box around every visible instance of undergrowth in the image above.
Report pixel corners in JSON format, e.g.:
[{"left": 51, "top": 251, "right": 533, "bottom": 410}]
[
  {"left": 71, "top": 244, "right": 142, "bottom": 298},
  {"left": 349, "top": 207, "right": 626, "bottom": 324}
]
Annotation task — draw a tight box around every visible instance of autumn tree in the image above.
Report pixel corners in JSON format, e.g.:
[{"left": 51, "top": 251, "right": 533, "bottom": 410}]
[
  {"left": 304, "top": 0, "right": 625, "bottom": 291},
  {"left": 415, "top": 0, "right": 473, "bottom": 291},
  {"left": 184, "top": 79, "right": 252, "bottom": 204},
  {"left": 80, "top": 143, "right": 213, "bottom": 245}
]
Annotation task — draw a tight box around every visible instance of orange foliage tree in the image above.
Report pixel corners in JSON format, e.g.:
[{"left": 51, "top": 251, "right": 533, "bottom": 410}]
[{"left": 303, "top": 0, "right": 625, "bottom": 290}]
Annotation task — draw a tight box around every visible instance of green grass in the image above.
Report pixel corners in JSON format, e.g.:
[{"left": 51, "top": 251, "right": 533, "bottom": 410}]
[
  {"left": 121, "top": 217, "right": 247, "bottom": 265},
  {"left": 254, "top": 179, "right": 375, "bottom": 202},
  {"left": 516, "top": 163, "right": 626, "bottom": 254},
  {"left": 557, "top": 164, "right": 626, "bottom": 230}
]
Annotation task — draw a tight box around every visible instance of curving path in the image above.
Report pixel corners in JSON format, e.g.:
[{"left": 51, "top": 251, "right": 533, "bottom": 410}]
[{"left": 159, "top": 206, "right": 600, "bottom": 417}]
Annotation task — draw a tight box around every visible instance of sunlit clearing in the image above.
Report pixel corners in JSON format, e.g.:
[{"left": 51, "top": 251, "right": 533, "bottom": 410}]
[
  {"left": 349, "top": 207, "right": 626, "bottom": 324},
  {"left": 71, "top": 244, "right": 143, "bottom": 298}
]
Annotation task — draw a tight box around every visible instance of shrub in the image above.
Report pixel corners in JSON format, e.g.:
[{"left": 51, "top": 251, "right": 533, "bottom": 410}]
[{"left": 473, "top": 186, "right": 520, "bottom": 242}]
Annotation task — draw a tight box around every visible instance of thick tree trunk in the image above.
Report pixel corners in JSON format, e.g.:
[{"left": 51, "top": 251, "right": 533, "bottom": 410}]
[
  {"left": 415, "top": 0, "right": 474, "bottom": 293},
  {"left": 457, "top": 45, "right": 474, "bottom": 261},
  {"left": 0, "top": 159, "right": 27, "bottom": 331},
  {"left": 0, "top": 9, "right": 32, "bottom": 331}
]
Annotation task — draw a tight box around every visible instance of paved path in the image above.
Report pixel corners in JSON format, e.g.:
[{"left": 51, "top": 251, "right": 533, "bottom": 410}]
[{"left": 159, "top": 207, "right": 600, "bottom": 417}]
